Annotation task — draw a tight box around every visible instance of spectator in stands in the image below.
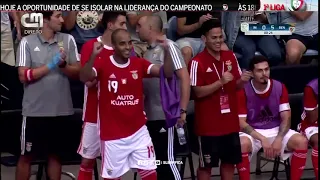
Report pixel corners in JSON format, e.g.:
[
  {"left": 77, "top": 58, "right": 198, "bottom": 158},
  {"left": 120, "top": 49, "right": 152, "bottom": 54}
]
[
  {"left": 299, "top": 78, "right": 318, "bottom": 179},
  {"left": 1, "top": 12, "right": 20, "bottom": 66},
  {"left": 63, "top": 11, "right": 103, "bottom": 52},
  {"left": 236, "top": 56, "right": 308, "bottom": 180},
  {"left": 188, "top": 19, "right": 251, "bottom": 180},
  {"left": 15, "top": 11, "right": 80, "bottom": 180},
  {"left": 175, "top": 11, "right": 229, "bottom": 65},
  {"left": 280, "top": 11, "right": 318, "bottom": 64},
  {"left": 127, "top": 11, "right": 168, "bottom": 57},
  {"left": 221, "top": 12, "right": 282, "bottom": 69},
  {"left": 137, "top": 14, "right": 190, "bottom": 180}
]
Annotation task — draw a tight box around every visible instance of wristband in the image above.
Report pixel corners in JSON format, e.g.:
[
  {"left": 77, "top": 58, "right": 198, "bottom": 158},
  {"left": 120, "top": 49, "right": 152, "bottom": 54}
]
[{"left": 24, "top": 69, "right": 34, "bottom": 82}]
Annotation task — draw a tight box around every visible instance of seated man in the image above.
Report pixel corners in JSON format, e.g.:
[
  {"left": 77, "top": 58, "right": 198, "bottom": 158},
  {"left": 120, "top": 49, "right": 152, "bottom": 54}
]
[
  {"left": 222, "top": 12, "right": 282, "bottom": 69},
  {"left": 299, "top": 78, "right": 318, "bottom": 179},
  {"left": 127, "top": 11, "right": 168, "bottom": 58},
  {"left": 175, "top": 11, "right": 228, "bottom": 65},
  {"left": 280, "top": 11, "right": 318, "bottom": 64},
  {"left": 236, "top": 56, "right": 308, "bottom": 180},
  {"left": 63, "top": 11, "right": 103, "bottom": 52}
]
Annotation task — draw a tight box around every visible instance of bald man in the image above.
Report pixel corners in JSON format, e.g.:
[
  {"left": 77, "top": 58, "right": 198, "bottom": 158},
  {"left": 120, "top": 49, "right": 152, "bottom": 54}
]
[{"left": 137, "top": 15, "right": 190, "bottom": 180}]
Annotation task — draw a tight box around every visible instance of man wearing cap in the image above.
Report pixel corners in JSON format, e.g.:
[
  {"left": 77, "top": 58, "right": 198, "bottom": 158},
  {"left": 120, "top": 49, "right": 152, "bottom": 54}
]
[{"left": 137, "top": 15, "right": 190, "bottom": 180}]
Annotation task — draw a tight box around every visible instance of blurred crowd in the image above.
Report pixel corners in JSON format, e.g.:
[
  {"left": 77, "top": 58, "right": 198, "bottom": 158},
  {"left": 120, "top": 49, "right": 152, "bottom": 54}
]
[{"left": 1, "top": 10, "right": 318, "bottom": 69}]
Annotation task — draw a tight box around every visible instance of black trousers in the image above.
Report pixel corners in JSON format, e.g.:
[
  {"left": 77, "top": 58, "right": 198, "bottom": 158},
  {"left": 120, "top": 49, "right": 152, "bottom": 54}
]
[{"left": 146, "top": 120, "right": 181, "bottom": 180}]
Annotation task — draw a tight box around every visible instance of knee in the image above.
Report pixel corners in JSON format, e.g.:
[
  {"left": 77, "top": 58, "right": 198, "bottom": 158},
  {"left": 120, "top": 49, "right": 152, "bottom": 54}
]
[
  {"left": 80, "top": 158, "right": 95, "bottom": 168},
  {"left": 18, "top": 155, "right": 32, "bottom": 164},
  {"left": 197, "top": 167, "right": 211, "bottom": 174},
  {"left": 292, "top": 135, "right": 309, "bottom": 150},
  {"left": 310, "top": 134, "right": 318, "bottom": 148},
  {"left": 240, "top": 137, "right": 252, "bottom": 153},
  {"left": 181, "top": 46, "right": 193, "bottom": 62}
]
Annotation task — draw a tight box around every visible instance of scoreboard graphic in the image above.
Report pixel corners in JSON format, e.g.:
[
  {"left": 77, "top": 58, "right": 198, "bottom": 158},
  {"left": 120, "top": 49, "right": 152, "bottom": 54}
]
[{"left": 241, "top": 23, "right": 296, "bottom": 35}]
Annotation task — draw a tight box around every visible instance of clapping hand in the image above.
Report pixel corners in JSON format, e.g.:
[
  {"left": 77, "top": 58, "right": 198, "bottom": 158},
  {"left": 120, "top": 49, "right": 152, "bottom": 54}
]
[{"left": 220, "top": 71, "right": 234, "bottom": 85}]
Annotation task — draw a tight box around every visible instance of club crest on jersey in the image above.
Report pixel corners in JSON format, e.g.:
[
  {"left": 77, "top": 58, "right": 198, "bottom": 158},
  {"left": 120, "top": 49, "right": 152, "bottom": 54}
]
[
  {"left": 130, "top": 70, "right": 138, "bottom": 80},
  {"left": 58, "top": 41, "right": 64, "bottom": 51},
  {"left": 107, "top": 169, "right": 113, "bottom": 175},
  {"left": 225, "top": 60, "right": 232, "bottom": 71},
  {"left": 26, "top": 142, "right": 32, "bottom": 152}
]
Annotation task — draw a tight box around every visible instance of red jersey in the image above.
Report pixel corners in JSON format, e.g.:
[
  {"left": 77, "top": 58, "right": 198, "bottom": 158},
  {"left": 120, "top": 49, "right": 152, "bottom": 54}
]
[
  {"left": 237, "top": 79, "right": 290, "bottom": 118},
  {"left": 300, "top": 86, "right": 318, "bottom": 131},
  {"left": 94, "top": 55, "right": 153, "bottom": 140},
  {"left": 188, "top": 49, "right": 242, "bottom": 136},
  {"left": 80, "top": 37, "right": 114, "bottom": 123}
]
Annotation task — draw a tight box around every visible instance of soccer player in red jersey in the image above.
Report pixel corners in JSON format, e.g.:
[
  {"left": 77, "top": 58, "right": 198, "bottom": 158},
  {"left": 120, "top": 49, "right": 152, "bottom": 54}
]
[
  {"left": 236, "top": 56, "right": 308, "bottom": 180},
  {"left": 80, "top": 29, "right": 182, "bottom": 180},
  {"left": 188, "top": 19, "right": 251, "bottom": 180},
  {"left": 299, "top": 78, "right": 318, "bottom": 179},
  {"left": 77, "top": 11, "right": 127, "bottom": 180}
]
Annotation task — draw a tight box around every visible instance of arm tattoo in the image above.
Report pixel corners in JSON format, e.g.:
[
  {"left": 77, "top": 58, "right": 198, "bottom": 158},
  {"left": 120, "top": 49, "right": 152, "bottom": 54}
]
[
  {"left": 242, "top": 125, "right": 255, "bottom": 135},
  {"left": 277, "top": 120, "right": 291, "bottom": 137}
]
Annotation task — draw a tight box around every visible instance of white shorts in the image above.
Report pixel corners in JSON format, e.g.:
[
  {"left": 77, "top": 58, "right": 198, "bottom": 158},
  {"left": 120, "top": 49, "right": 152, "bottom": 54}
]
[
  {"left": 304, "top": 126, "right": 318, "bottom": 141},
  {"left": 77, "top": 122, "right": 100, "bottom": 159},
  {"left": 239, "top": 127, "right": 299, "bottom": 160},
  {"left": 100, "top": 125, "right": 156, "bottom": 179}
]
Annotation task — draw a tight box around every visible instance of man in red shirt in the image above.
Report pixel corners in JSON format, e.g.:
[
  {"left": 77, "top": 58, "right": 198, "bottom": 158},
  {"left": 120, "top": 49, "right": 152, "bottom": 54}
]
[
  {"left": 77, "top": 11, "right": 127, "bottom": 180},
  {"left": 79, "top": 29, "right": 183, "bottom": 180},
  {"left": 236, "top": 56, "right": 308, "bottom": 180},
  {"left": 299, "top": 78, "right": 318, "bottom": 179},
  {"left": 188, "top": 19, "right": 251, "bottom": 180}
]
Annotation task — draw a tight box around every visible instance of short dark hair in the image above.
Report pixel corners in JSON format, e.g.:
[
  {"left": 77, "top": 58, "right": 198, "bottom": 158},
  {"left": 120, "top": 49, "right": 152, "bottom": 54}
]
[
  {"left": 248, "top": 56, "right": 270, "bottom": 71},
  {"left": 35, "top": 11, "right": 54, "bottom": 20},
  {"left": 101, "top": 11, "right": 126, "bottom": 30},
  {"left": 111, "top": 29, "right": 128, "bottom": 45},
  {"left": 201, "top": 19, "right": 222, "bottom": 36}
]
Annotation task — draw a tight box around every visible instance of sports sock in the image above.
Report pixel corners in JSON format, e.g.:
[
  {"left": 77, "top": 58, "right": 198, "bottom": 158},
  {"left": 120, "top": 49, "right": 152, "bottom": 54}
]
[
  {"left": 78, "top": 164, "right": 93, "bottom": 180},
  {"left": 290, "top": 149, "right": 307, "bottom": 180},
  {"left": 311, "top": 147, "right": 318, "bottom": 179},
  {"left": 236, "top": 153, "right": 251, "bottom": 180},
  {"left": 138, "top": 169, "right": 157, "bottom": 180}
]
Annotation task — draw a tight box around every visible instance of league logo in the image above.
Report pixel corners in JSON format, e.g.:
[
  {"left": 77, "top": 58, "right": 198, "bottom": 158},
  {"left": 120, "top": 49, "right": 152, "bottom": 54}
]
[
  {"left": 222, "top": 4, "right": 228, "bottom": 11},
  {"left": 289, "top": 0, "right": 307, "bottom": 11}
]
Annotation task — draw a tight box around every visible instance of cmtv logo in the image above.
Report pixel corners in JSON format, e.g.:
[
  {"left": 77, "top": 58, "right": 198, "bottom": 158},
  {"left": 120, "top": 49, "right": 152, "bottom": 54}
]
[{"left": 21, "top": 13, "right": 43, "bottom": 28}]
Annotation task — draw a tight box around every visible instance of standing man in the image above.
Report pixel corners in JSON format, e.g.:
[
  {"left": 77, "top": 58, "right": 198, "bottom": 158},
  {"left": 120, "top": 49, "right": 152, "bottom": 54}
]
[
  {"left": 236, "top": 56, "right": 308, "bottom": 180},
  {"left": 188, "top": 19, "right": 251, "bottom": 180},
  {"left": 77, "top": 11, "right": 127, "bottom": 180},
  {"left": 136, "top": 15, "right": 190, "bottom": 180},
  {"left": 80, "top": 29, "right": 183, "bottom": 180},
  {"left": 299, "top": 78, "right": 318, "bottom": 179},
  {"left": 16, "top": 11, "right": 80, "bottom": 180}
]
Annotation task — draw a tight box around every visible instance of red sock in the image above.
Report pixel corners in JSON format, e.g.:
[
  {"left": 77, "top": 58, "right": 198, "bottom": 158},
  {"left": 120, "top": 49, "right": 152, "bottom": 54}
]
[
  {"left": 291, "top": 149, "right": 308, "bottom": 180},
  {"left": 312, "top": 147, "right": 318, "bottom": 179},
  {"left": 78, "top": 164, "right": 93, "bottom": 180},
  {"left": 236, "top": 153, "right": 251, "bottom": 180},
  {"left": 137, "top": 169, "right": 157, "bottom": 180}
]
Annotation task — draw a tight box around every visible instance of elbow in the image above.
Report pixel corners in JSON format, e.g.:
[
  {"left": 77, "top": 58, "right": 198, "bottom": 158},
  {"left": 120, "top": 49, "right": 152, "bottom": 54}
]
[{"left": 177, "top": 27, "right": 185, "bottom": 36}]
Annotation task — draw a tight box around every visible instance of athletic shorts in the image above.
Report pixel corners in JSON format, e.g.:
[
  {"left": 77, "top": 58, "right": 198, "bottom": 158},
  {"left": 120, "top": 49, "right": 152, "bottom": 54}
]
[
  {"left": 100, "top": 125, "right": 157, "bottom": 179},
  {"left": 176, "top": 37, "right": 205, "bottom": 58},
  {"left": 302, "top": 126, "right": 318, "bottom": 141},
  {"left": 285, "top": 33, "right": 318, "bottom": 51},
  {"left": 20, "top": 116, "right": 72, "bottom": 157},
  {"left": 77, "top": 122, "right": 100, "bottom": 159},
  {"left": 198, "top": 132, "right": 242, "bottom": 168},
  {"left": 239, "top": 126, "right": 299, "bottom": 160}
]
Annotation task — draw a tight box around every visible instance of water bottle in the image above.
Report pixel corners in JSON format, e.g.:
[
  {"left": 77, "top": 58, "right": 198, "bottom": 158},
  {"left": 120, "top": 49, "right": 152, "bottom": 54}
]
[{"left": 176, "top": 126, "right": 187, "bottom": 145}]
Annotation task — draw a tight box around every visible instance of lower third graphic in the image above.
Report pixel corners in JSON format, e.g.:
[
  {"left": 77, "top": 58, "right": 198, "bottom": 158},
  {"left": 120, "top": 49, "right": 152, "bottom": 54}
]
[{"left": 138, "top": 160, "right": 183, "bottom": 166}]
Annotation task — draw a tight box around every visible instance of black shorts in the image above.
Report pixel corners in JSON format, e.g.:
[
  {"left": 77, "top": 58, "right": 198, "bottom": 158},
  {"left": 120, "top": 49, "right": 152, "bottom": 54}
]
[
  {"left": 198, "top": 132, "right": 242, "bottom": 168},
  {"left": 285, "top": 33, "right": 318, "bottom": 51},
  {"left": 20, "top": 116, "right": 73, "bottom": 158}
]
